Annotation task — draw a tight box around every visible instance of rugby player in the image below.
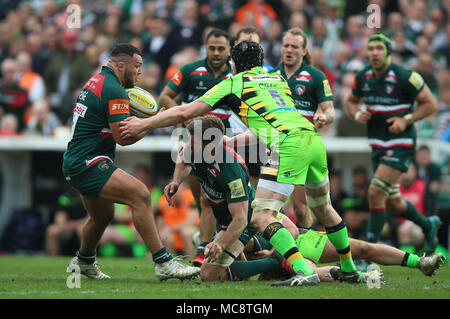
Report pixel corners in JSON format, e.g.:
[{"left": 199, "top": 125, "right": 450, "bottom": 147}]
[
  {"left": 119, "top": 41, "right": 360, "bottom": 286},
  {"left": 63, "top": 44, "right": 200, "bottom": 281},
  {"left": 345, "top": 33, "right": 441, "bottom": 254}
]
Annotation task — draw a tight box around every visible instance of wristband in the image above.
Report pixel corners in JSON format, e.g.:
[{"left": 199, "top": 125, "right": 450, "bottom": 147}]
[
  {"left": 355, "top": 110, "right": 362, "bottom": 121},
  {"left": 403, "top": 114, "right": 414, "bottom": 125}
]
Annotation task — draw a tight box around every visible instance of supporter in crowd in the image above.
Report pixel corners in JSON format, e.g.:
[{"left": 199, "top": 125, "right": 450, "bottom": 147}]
[
  {"left": 25, "top": 98, "right": 61, "bottom": 136},
  {"left": 0, "top": 58, "right": 29, "bottom": 132},
  {"left": 342, "top": 167, "right": 370, "bottom": 240},
  {"left": 414, "top": 145, "right": 441, "bottom": 217},
  {"left": 45, "top": 189, "right": 87, "bottom": 256}
]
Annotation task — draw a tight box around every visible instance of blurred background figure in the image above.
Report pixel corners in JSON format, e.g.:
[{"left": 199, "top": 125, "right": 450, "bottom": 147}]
[
  {"left": 25, "top": 98, "right": 61, "bottom": 136},
  {"left": 0, "top": 58, "right": 29, "bottom": 132},
  {"left": 342, "top": 167, "right": 370, "bottom": 240},
  {"left": 43, "top": 29, "right": 91, "bottom": 123},
  {"left": 397, "top": 163, "right": 427, "bottom": 254},
  {"left": 414, "top": 145, "right": 441, "bottom": 217},
  {"left": 157, "top": 181, "right": 198, "bottom": 258},
  {"left": 45, "top": 189, "right": 86, "bottom": 256}
]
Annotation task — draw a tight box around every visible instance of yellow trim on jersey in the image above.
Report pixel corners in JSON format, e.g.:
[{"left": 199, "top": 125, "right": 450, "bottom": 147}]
[
  {"left": 242, "top": 87, "right": 256, "bottom": 95},
  {"left": 264, "top": 113, "right": 274, "bottom": 120},
  {"left": 239, "top": 101, "right": 249, "bottom": 126},
  {"left": 276, "top": 125, "right": 288, "bottom": 132},
  {"left": 251, "top": 101, "right": 264, "bottom": 111},
  {"left": 262, "top": 167, "right": 278, "bottom": 176}
]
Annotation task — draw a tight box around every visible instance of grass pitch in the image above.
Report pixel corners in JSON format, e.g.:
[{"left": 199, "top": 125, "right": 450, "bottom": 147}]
[{"left": 0, "top": 256, "right": 449, "bottom": 299}]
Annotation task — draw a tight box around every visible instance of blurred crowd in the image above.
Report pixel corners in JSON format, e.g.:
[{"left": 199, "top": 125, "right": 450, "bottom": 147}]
[
  {"left": 0, "top": 0, "right": 449, "bottom": 140},
  {"left": 0, "top": 0, "right": 449, "bottom": 258}
]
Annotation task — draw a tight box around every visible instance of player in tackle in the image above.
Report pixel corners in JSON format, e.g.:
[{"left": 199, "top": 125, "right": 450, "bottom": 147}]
[
  {"left": 345, "top": 33, "right": 440, "bottom": 255},
  {"left": 119, "top": 41, "right": 360, "bottom": 286},
  {"left": 251, "top": 213, "right": 445, "bottom": 282},
  {"left": 63, "top": 44, "right": 200, "bottom": 281}
]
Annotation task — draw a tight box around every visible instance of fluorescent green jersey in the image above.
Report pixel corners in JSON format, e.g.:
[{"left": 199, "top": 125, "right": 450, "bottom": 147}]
[{"left": 200, "top": 66, "right": 315, "bottom": 149}]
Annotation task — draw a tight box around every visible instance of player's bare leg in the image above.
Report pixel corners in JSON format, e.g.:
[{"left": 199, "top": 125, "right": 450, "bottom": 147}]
[
  {"left": 251, "top": 187, "right": 319, "bottom": 286},
  {"left": 306, "top": 181, "right": 359, "bottom": 282},
  {"left": 292, "top": 186, "right": 313, "bottom": 228}
]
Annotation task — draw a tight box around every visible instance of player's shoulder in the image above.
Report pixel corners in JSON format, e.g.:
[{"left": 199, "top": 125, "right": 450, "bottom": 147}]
[
  {"left": 390, "top": 62, "right": 415, "bottom": 80},
  {"left": 354, "top": 64, "right": 373, "bottom": 81}
]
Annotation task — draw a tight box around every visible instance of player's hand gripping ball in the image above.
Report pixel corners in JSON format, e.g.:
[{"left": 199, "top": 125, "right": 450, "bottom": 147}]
[{"left": 125, "top": 86, "right": 159, "bottom": 118}]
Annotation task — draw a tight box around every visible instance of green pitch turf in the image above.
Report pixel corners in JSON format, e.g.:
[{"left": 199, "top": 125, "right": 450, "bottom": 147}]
[{"left": 0, "top": 256, "right": 449, "bottom": 299}]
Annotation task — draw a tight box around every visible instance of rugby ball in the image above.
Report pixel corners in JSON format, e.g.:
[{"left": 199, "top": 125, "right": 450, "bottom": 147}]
[{"left": 125, "top": 86, "right": 159, "bottom": 118}]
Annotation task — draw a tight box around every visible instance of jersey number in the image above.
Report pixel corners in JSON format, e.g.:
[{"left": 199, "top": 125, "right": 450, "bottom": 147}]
[{"left": 269, "top": 90, "right": 286, "bottom": 107}]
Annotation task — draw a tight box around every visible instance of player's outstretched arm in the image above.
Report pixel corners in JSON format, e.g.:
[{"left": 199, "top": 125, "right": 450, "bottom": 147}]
[{"left": 119, "top": 99, "right": 212, "bottom": 139}]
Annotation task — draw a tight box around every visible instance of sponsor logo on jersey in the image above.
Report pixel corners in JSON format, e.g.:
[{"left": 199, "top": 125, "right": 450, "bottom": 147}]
[
  {"left": 249, "top": 75, "right": 280, "bottom": 81},
  {"left": 295, "top": 84, "right": 306, "bottom": 95},
  {"left": 228, "top": 178, "right": 245, "bottom": 199},
  {"left": 172, "top": 70, "right": 183, "bottom": 86},
  {"left": 323, "top": 79, "right": 332, "bottom": 97},
  {"left": 362, "top": 83, "right": 371, "bottom": 92},
  {"left": 408, "top": 71, "right": 424, "bottom": 90},
  {"left": 295, "top": 71, "right": 312, "bottom": 82},
  {"left": 82, "top": 74, "right": 105, "bottom": 99},
  {"left": 108, "top": 99, "right": 130, "bottom": 115},
  {"left": 73, "top": 103, "right": 88, "bottom": 118}
]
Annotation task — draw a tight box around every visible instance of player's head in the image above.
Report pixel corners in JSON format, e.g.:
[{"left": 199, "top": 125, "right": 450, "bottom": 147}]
[
  {"left": 281, "top": 28, "right": 312, "bottom": 67},
  {"left": 109, "top": 43, "right": 143, "bottom": 88},
  {"left": 205, "top": 28, "right": 231, "bottom": 71},
  {"left": 231, "top": 40, "right": 264, "bottom": 73},
  {"left": 186, "top": 115, "right": 225, "bottom": 164},
  {"left": 235, "top": 26, "right": 261, "bottom": 45},
  {"left": 367, "top": 33, "right": 392, "bottom": 69}
]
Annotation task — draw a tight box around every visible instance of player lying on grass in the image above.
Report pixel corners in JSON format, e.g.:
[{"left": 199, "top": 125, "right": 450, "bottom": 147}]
[
  {"left": 163, "top": 116, "right": 379, "bottom": 284},
  {"left": 248, "top": 213, "right": 445, "bottom": 282}
]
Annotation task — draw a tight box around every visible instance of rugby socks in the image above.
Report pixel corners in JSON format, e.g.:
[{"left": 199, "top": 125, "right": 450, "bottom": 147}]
[
  {"left": 152, "top": 247, "right": 173, "bottom": 264},
  {"left": 325, "top": 221, "right": 357, "bottom": 273},
  {"left": 263, "top": 222, "right": 314, "bottom": 275},
  {"left": 401, "top": 252, "right": 420, "bottom": 268},
  {"left": 251, "top": 235, "right": 272, "bottom": 252},
  {"left": 226, "top": 258, "right": 285, "bottom": 280},
  {"left": 367, "top": 208, "right": 387, "bottom": 243},
  {"left": 196, "top": 241, "right": 209, "bottom": 257},
  {"left": 77, "top": 249, "right": 96, "bottom": 264},
  {"left": 402, "top": 201, "right": 431, "bottom": 233}
]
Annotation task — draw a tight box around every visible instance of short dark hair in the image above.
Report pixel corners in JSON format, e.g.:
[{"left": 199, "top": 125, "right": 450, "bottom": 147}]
[
  {"left": 110, "top": 43, "right": 142, "bottom": 60},
  {"left": 186, "top": 115, "right": 225, "bottom": 143},
  {"left": 236, "top": 26, "right": 261, "bottom": 43},
  {"left": 231, "top": 41, "right": 264, "bottom": 73},
  {"left": 205, "top": 28, "right": 230, "bottom": 43}
]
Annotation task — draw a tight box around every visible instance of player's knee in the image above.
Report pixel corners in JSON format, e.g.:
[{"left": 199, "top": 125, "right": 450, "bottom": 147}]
[
  {"left": 359, "top": 241, "right": 371, "bottom": 259},
  {"left": 200, "top": 267, "right": 220, "bottom": 282},
  {"left": 132, "top": 185, "right": 152, "bottom": 209},
  {"left": 386, "top": 198, "right": 404, "bottom": 215}
]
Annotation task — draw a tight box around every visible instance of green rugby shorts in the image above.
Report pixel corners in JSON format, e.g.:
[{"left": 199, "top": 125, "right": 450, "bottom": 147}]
[
  {"left": 295, "top": 229, "right": 328, "bottom": 264},
  {"left": 63, "top": 156, "right": 117, "bottom": 197},
  {"left": 371, "top": 147, "right": 415, "bottom": 173},
  {"left": 260, "top": 130, "right": 328, "bottom": 186}
]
